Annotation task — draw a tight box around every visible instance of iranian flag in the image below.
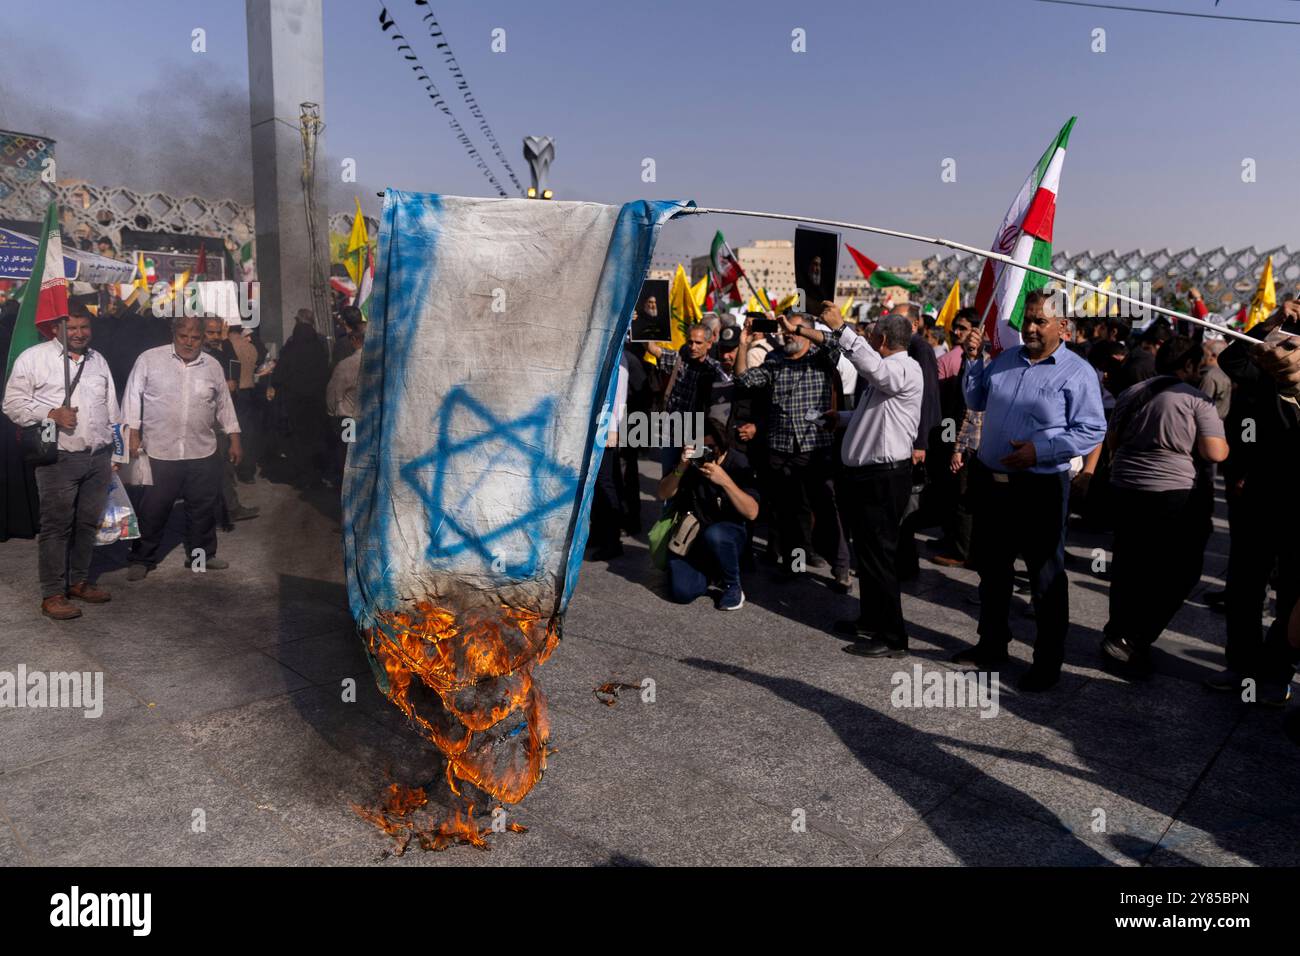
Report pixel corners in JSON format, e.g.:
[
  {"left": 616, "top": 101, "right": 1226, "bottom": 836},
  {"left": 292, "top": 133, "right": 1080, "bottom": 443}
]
[
  {"left": 845, "top": 244, "right": 919, "bottom": 292},
  {"left": 709, "top": 231, "right": 744, "bottom": 302},
  {"left": 972, "top": 116, "right": 1076, "bottom": 355},
  {"left": 3, "top": 202, "right": 68, "bottom": 381}
]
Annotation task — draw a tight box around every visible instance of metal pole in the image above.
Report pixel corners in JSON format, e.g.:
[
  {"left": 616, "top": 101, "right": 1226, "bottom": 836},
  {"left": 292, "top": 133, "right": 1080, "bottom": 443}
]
[{"left": 682, "top": 206, "right": 1278, "bottom": 345}]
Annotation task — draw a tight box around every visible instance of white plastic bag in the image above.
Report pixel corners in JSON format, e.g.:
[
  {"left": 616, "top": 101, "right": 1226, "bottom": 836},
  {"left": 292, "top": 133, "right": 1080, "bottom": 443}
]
[
  {"left": 117, "top": 449, "right": 153, "bottom": 487},
  {"left": 96, "top": 474, "right": 140, "bottom": 545}
]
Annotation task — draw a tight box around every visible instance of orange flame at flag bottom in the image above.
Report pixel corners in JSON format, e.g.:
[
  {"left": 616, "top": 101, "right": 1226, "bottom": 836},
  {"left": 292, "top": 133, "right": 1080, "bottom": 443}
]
[{"left": 354, "top": 601, "right": 559, "bottom": 850}]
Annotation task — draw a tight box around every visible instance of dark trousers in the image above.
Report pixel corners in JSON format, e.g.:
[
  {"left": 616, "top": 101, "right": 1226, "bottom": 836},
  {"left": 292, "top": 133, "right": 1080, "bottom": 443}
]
[
  {"left": 589, "top": 448, "right": 622, "bottom": 552},
  {"left": 1224, "top": 480, "right": 1300, "bottom": 682},
  {"left": 769, "top": 446, "right": 849, "bottom": 571},
  {"left": 284, "top": 395, "right": 328, "bottom": 484},
  {"left": 1104, "top": 485, "right": 1209, "bottom": 650},
  {"left": 836, "top": 460, "right": 913, "bottom": 644},
  {"left": 34, "top": 446, "right": 113, "bottom": 598},
  {"left": 668, "top": 520, "right": 746, "bottom": 603},
  {"left": 616, "top": 445, "right": 642, "bottom": 533},
  {"left": 130, "top": 454, "right": 222, "bottom": 568},
  {"left": 943, "top": 462, "right": 975, "bottom": 560},
  {"left": 970, "top": 461, "right": 1071, "bottom": 672}
]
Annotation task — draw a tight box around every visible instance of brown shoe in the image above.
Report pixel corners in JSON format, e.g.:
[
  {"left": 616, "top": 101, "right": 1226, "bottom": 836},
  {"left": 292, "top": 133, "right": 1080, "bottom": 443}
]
[
  {"left": 930, "top": 554, "right": 966, "bottom": 568},
  {"left": 41, "top": 595, "right": 83, "bottom": 620},
  {"left": 67, "top": 581, "right": 112, "bottom": 604}
]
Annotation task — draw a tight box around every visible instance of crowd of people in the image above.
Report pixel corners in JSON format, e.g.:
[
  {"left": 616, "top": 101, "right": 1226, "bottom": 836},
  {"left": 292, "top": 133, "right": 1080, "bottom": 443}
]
[
  {"left": 589, "top": 288, "right": 1300, "bottom": 740},
  {"left": 3, "top": 268, "right": 1298, "bottom": 743},
  {"left": 0, "top": 289, "right": 366, "bottom": 617}
]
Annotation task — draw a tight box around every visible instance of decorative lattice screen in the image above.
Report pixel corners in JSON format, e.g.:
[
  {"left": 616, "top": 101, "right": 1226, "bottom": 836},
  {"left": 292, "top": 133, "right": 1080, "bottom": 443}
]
[{"left": 916, "top": 245, "right": 1298, "bottom": 314}]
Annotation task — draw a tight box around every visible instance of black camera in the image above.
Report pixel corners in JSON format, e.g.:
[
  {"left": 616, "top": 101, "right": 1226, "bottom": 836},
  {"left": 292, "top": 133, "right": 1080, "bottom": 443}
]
[{"left": 691, "top": 446, "right": 718, "bottom": 468}]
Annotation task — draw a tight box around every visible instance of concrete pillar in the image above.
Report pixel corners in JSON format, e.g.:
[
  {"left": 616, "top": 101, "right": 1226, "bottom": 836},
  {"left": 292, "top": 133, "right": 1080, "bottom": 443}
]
[{"left": 245, "top": 0, "right": 327, "bottom": 346}]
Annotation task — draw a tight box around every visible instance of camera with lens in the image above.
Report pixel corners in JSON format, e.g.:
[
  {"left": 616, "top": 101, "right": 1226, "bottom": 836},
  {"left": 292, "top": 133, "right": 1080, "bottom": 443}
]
[{"left": 691, "top": 445, "right": 718, "bottom": 468}]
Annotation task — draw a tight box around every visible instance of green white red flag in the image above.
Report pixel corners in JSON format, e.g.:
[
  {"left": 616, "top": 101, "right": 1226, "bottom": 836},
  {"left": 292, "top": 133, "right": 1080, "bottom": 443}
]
[
  {"left": 972, "top": 117, "right": 1076, "bottom": 355},
  {"left": 3, "top": 202, "right": 67, "bottom": 380},
  {"left": 709, "top": 231, "right": 744, "bottom": 302}
]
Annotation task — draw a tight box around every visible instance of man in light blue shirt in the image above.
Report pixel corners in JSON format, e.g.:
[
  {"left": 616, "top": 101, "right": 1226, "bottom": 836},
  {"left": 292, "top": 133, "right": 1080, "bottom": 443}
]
[{"left": 954, "top": 290, "right": 1106, "bottom": 690}]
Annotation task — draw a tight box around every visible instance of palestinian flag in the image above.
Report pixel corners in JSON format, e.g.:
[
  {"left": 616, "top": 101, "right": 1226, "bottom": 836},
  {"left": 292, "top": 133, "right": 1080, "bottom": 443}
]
[
  {"left": 972, "top": 117, "right": 1076, "bottom": 355},
  {"left": 4, "top": 202, "right": 68, "bottom": 381},
  {"left": 709, "top": 232, "right": 744, "bottom": 302},
  {"left": 845, "top": 244, "right": 919, "bottom": 293}
]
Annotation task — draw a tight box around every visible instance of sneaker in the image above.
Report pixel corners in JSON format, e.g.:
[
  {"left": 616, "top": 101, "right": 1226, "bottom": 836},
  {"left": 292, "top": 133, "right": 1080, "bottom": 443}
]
[
  {"left": 40, "top": 595, "right": 82, "bottom": 621},
  {"left": 126, "top": 563, "right": 149, "bottom": 582},
  {"left": 1204, "top": 669, "right": 1248, "bottom": 693},
  {"left": 930, "top": 554, "right": 966, "bottom": 568},
  {"left": 718, "top": 586, "right": 745, "bottom": 611}
]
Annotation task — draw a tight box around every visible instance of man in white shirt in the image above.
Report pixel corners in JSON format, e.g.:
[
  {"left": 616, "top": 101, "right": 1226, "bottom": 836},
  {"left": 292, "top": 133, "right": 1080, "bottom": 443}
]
[
  {"left": 791, "top": 305, "right": 923, "bottom": 657},
  {"left": 2, "top": 308, "right": 119, "bottom": 619},
  {"left": 121, "top": 314, "right": 242, "bottom": 579}
]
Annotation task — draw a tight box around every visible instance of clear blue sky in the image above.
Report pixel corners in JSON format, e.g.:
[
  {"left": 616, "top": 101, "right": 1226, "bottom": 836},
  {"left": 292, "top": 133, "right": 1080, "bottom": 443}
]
[{"left": 1, "top": 0, "right": 1296, "bottom": 268}]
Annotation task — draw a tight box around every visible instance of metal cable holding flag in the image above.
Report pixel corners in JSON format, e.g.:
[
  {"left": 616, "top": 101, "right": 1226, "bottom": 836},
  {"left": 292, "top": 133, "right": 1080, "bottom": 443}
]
[
  {"left": 677, "top": 207, "right": 1274, "bottom": 346},
  {"left": 412, "top": 1, "right": 523, "bottom": 194},
  {"left": 378, "top": 5, "right": 509, "bottom": 198}
]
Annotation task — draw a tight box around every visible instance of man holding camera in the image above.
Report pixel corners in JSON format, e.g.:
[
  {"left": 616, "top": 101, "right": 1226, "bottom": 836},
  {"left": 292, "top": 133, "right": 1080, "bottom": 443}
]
[
  {"left": 735, "top": 311, "right": 849, "bottom": 586},
  {"left": 656, "top": 420, "right": 760, "bottom": 611}
]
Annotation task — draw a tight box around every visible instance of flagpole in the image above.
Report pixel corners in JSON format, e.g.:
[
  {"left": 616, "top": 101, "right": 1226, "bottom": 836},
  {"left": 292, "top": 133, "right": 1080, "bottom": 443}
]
[
  {"left": 721, "top": 236, "right": 767, "bottom": 307},
  {"left": 58, "top": 318, "right": 70, "bottom": 403},
  {"left": 682, "top": 207, "right": 1272, "bottom": 346}
]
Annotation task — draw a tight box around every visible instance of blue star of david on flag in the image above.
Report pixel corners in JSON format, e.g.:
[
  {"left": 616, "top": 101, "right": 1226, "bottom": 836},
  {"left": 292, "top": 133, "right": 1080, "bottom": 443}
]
[{"left": 400, "top": 387, "right": 582, "bottom": 579}]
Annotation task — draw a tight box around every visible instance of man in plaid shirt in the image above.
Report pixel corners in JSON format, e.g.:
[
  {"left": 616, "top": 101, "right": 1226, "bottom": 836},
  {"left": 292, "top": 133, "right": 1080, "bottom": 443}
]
[{"left": 735, "top": 313, "right": 850, "bottom": 586}]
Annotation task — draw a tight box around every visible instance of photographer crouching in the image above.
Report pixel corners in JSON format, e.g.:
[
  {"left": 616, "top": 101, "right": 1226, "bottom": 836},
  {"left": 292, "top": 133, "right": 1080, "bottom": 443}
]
[{"left": 655, "top": 419, "right": 760, "bottom": 610}]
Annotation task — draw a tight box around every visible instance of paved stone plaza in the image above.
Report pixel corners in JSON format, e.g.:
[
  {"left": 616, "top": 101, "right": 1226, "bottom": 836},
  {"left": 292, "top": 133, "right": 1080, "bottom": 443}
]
[{"left": 0, "top": 464, "right": 1296, "bottom": 867}]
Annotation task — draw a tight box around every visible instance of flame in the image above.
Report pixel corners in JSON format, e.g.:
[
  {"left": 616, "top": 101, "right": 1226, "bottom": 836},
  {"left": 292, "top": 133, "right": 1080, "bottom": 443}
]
[
  {"left": 360, "top": 602, "right": 559, "bottom": 813},
  {"left": 351, "top": 784, "right": 500, "bottom": 854}
]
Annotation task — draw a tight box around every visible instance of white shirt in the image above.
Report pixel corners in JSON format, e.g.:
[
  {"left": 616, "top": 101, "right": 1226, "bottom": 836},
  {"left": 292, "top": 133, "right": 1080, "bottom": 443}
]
[
  {"left": 834, "top": 325, "right": 923, "bottom": 466},
  {"left": 326, "top": 350, "right": 362, "bottom": 419},
  {"left": 122, "top": 345, "right": 240, "bottom": 461},
  {"left": 2, "top": 339, "right": 119, "bottom": 452}
]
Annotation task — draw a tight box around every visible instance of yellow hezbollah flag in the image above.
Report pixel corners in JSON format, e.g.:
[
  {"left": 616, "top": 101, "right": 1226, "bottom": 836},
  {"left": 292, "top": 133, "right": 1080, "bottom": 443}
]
[
  {"left": 690, "top": 274, "right": 708, "bottom": 312},
  {"left": 1245, "top": 256, "right": 1276, "bottom": 332},
  {"left": 345, "top": 198, "right": 369, "bottom": 287},
  {"left": 774, "top": 292, "right": 799, "bottom": 314},
  {"left": 935, "top": 279, "right": 960, "bottom": 329},
  {"left": 840, "top": 296, "right": 855, "bottom": 318},
  {"left": 1080, "top": 275, "right": 1113, "bottom": 317}
]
